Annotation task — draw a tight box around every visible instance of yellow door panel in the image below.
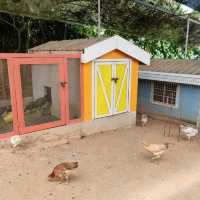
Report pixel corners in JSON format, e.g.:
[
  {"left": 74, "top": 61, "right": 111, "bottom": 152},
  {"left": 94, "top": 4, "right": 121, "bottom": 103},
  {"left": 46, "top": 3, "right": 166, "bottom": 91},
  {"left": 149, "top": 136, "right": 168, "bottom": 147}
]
[
  {"left": 115, "top": 64, "right": 126, "bottom": 104},
  {"left": 115, "top": 64, "right": 128, "bottom": 113},
  {"left": 96, "top": 64, "right": 112, "bottom": 117},
  {"left": 117, "top": 75, "right": 128, "bottom": 112},
  {"left": 95, "top": 62, "right": 129, "bottom": 118},
  {"left": 99, "top": 64, "right": 112, "bottom": 106},
  {"left": 96, "top": 75, "right": 109, "bottom": 116}
]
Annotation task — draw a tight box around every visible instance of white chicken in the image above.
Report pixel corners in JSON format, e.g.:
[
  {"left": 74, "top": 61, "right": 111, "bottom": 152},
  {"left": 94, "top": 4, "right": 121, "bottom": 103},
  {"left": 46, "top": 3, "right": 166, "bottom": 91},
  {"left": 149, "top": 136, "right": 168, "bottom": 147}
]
[
  {"left": 10, "top": 135, "right": 22, "bottom": 148},
  {"left": 141, "top": 114, "right": 148, "bottom": 127},
  {"left": 142, "top": 141, "right": 172, "bottom": 160},
  {"left": 180, "top": 125, "right": 198, "bottom": 142}
]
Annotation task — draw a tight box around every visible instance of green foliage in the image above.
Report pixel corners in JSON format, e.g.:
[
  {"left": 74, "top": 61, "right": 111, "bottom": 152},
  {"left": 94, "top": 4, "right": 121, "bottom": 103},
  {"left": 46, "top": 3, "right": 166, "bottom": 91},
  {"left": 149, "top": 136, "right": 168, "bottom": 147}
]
[
  {"left": 0, "top": 0, "right": 199, "bottom": 59},
  {"left": 0, "top": 0, "right": 199, "bottom": 46},
  {"left": 104, "top": 29, "right": 200, "bottom": 59},
  {"left": 133, "top": 38, "right": 200, "bottom": 59}
]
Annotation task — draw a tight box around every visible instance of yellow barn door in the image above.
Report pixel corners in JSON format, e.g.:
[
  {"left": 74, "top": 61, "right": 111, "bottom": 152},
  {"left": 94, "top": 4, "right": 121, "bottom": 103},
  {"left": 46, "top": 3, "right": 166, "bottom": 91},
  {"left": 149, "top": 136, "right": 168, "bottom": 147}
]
[
  {"left": 114, "top": 63, "right": 129, "bottom": 114},
  {"left": 95, "top": 61, "right": 130, "bottom": 118}
]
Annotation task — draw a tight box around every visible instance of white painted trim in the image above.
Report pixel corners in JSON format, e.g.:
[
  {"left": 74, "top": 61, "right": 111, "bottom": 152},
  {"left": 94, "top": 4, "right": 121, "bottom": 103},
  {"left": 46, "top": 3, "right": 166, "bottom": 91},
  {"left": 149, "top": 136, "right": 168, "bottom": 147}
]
[
  {"left": 81, "top": 35, "right": 151, "bottom": 65},
  {"left": 139, "top": 71, "right": 200, "bottom": 86},
  {"left": 112, "top": 63, "right": 116, "bottom": 114},
  {"left": 113, "top": 61, "right": 130, "bottom": 114},
  {"left": 93, "top": 60, "right": 131, "bottom": 119},
  {"left": 94, "top": 62, "right": 113, "bottom": 119},
  {"left": 176, "top": 84, "right": 180, "bottom": 108},
  {"left": 115, "top": 65, "right": 128, "bottom": 110},
  {"left": 92, "top": 61, "right": 95, "bottom": 120},
  {"left": 95, "top": 58, "right": 131, "bottom": 62},
  {"left": 128, "top": 59, "right": 132, "bottom": 112},
  {"left": 94, "top": 62, "right": 112, "bottom": 119},
  {"left": 96, "top": 69, "right": 112, "bottom": 113}
]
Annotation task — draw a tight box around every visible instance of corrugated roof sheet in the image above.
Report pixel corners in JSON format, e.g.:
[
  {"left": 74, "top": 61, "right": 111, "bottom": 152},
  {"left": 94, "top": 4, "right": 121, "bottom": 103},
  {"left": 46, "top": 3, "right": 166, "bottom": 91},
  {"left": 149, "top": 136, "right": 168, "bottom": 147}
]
[
  {"left": 30, "top": 38, "right": 107, "bottom": 52},
  {"left": 140, "top": 59, "right": 200, "bottom": 75}
]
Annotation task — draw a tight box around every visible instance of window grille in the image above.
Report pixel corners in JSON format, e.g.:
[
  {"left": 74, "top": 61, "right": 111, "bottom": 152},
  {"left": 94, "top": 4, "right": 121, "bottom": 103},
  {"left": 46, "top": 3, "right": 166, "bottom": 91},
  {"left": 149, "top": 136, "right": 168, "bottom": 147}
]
[{"left": 153, "top": 81, "right": 177, "bottom": 106}]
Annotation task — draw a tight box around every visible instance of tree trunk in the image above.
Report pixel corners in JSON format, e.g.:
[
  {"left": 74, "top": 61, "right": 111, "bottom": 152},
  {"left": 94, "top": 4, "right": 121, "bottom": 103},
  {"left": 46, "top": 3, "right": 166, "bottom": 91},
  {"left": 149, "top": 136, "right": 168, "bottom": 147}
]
[
  {"left": 26, "top": 20, "right": 32, "bottom": 51},
  {"left": 15, "top": 30, "right": 22, "bottom": 53}
]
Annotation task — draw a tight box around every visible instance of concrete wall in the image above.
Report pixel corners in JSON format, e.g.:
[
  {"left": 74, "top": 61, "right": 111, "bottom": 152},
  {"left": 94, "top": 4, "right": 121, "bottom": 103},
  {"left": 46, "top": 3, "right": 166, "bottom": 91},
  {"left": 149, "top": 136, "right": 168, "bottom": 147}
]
[
  {"left": 137, "top": 79, "right": 200, "bottom": 123},
  {"left": 32, "top": 64, "right": 60, "bottom": 117}
]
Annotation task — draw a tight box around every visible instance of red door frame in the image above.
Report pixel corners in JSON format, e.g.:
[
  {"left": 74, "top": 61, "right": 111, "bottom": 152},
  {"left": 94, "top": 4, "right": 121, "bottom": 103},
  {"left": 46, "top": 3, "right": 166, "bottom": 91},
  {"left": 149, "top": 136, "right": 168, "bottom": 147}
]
[
  {"left": 14, "top": 56, "right": 66, "bottom": 134},
  {"left": 65, "top": 55, "right": 84, "bottom": 124},
  {"left": 0, "top": 56, "right": 19, "bottom": 140},
  {"left": 0, "top": 53, "right": 83, "bottom": 140}
]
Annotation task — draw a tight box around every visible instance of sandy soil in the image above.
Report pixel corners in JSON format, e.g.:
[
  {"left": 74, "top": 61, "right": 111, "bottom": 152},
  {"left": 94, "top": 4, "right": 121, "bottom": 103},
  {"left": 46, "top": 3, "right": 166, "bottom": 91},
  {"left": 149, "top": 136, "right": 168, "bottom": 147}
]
[{"left": 1, "top": 118, "right": 200, "bottom": 200}]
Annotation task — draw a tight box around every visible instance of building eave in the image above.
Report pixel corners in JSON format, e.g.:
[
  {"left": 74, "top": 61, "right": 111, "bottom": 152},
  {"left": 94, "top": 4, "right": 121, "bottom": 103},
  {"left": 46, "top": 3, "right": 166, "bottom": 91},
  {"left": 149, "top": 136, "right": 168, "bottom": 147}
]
[
  {"left": 81, "top": 35, "right": 151, "bottom": 65},
  {"left": 139, "top": 71, "right": 200, "bottom": 86}
]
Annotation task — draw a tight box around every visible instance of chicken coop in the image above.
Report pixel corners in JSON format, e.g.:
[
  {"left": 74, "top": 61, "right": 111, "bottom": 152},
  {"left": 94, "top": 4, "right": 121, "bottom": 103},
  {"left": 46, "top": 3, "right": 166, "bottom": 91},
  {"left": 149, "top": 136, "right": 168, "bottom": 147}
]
[
  {"left": 0, "top": 35, "right": 150, "bottom": 139},
  {"left": 138, "top": 59, "right": 200, "bottom": 125}
]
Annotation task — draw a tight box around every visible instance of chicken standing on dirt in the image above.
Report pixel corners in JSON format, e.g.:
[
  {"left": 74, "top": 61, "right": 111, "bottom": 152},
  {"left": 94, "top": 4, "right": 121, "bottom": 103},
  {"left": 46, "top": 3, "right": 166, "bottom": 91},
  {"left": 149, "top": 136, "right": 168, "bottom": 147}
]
[
  {"left": 48, "top": 161, "right": 78, "bottom": 183},
  {"left": 141, "top": 114, "right": 148, "bottom": 127},
  {"left": 142, "top": 142, "right": 172, "bottom": 160},
  {"left": 10, "top": 135, "right": 22, "bottom": 148},
  {"left": 180, "top": 125, "right": 198, "bottom": 142}
]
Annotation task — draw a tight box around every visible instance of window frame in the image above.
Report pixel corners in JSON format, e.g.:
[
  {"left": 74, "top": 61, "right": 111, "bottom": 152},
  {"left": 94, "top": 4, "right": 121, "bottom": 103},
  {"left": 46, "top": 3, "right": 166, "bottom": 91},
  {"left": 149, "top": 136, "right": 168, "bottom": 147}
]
[{"left": 151, "top": 81, "right": 179, "bottom": 108}]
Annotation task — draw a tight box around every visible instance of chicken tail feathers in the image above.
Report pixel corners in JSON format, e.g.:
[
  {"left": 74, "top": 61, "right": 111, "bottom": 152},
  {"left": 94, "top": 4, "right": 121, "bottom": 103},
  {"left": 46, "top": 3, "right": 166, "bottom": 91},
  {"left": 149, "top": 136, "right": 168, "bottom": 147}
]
[{"left": 48, "top": 171, "right": 55, "bottom": 178}]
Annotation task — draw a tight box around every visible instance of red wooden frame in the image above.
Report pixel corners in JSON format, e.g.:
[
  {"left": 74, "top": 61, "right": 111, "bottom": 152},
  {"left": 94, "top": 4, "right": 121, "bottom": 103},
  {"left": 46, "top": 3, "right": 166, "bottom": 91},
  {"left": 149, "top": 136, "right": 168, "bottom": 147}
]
[
  {"left": 65, "top": 55, "right": 84, "bottom": 124},
  {"left": 0, "top": 53, "right": 83, "bottom": 140},
  {"left": 14, "top": 57, "right": 66, "bottom": 134},
  {"left": 68, "top": 63, "right": 84, "bottom": 124},
  {"left": 0, "top": 58, "right": 18, "bottom": 140}
]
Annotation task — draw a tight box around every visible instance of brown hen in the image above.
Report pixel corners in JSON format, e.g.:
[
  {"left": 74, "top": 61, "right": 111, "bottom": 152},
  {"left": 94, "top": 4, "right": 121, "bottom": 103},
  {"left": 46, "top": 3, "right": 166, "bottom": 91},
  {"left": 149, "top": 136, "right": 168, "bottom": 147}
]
[{"left": 48, "top": 161, "right": 78, "bottom": 183}]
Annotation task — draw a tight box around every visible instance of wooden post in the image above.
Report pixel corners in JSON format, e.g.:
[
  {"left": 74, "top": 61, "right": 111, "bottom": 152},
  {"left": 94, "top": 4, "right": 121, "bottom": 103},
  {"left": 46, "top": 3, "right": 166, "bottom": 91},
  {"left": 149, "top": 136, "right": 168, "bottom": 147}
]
[{"left": 185, "top": 16, "right": 190, "bottom": 55}]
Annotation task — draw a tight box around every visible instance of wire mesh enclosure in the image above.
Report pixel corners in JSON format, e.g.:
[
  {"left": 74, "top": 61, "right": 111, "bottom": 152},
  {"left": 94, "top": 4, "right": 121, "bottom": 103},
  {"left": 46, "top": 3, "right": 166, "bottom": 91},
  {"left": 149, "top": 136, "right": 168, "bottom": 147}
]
[
  {"left": 0, "top": 54, "right": 83, "bottom": 139},
  {"left": 0, "top": 59, "right": 13, "bottom": 134}
]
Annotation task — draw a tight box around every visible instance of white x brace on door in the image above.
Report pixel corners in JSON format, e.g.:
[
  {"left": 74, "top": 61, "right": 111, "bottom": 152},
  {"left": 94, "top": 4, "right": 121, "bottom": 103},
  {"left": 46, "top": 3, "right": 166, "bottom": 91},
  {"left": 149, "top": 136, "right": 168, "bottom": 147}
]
[{"left": 94, "top": 60, "right": 130, "bottom": 119}]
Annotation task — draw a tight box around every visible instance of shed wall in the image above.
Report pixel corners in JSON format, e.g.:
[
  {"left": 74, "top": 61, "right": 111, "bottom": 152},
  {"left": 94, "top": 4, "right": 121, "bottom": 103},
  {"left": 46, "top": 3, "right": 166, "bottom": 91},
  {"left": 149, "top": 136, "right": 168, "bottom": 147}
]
[{"left": 137, "top": 79, "right": 200, "bottom": 123}]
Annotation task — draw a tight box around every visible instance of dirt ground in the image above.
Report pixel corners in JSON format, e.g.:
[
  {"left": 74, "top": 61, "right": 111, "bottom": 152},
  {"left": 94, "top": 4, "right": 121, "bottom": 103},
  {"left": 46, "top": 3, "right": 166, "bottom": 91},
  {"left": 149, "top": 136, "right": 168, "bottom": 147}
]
[{"left": 1, "top": 118, "right": 200, "bottom": 200}]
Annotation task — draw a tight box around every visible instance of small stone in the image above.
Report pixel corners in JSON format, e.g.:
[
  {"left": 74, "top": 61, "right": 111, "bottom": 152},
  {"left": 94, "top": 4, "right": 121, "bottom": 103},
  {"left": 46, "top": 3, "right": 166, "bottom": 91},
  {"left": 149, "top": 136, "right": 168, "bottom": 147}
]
[
  {"left": 65, "top": 140, "right": 70, "bottom": 144},
  {"left": 106, "top": 165, "right": 112, "bottom": 170},
  {"left": 80, "top": 135, "right": 86, "bottom": 139}
]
